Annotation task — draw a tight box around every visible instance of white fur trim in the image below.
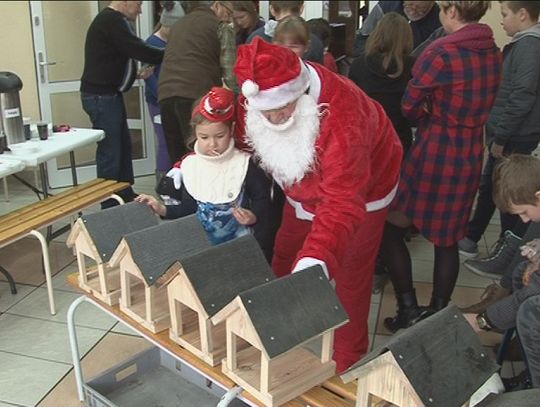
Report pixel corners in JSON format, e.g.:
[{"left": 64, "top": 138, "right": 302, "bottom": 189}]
[
  {"left": 244, "top": 61, "right": 311, "bottom": 110},
  {"left": 286, "top": 181, "right": 399, "bottom": 223},
  {"left": 365, "top": 181, "right": 399, "bottom": 212},
  {"left": 470, "top": 373, "right": 504, "bottom": 406},
  {"left": 286, "top": 197, "right": 314, "bottom": 221},
  {"left": 292, "top": 257, "right": 329, "bottom": 279},
  {"left": 241, "top": 80, "right": 259, "bottom": 98},
  {"left": 306, "top": 63, "right": 321, "bottom": 101}
]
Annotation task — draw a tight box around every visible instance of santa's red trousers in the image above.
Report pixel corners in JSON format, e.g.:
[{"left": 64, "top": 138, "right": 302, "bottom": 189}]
[{"left": 272, "top": 202, "right": 388, "bottom": 372}]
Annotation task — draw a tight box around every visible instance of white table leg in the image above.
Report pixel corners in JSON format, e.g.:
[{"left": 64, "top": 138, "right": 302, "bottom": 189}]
[
  {"left": 2, "top": 177, "right": 8, "bottom": 201},
  {"left": 28, "top": 230, "right": 56, "bottom": 315}
]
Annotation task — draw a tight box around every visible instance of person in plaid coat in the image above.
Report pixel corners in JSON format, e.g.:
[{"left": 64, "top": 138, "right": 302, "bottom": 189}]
[{"left": 380, "top": 0, "right": 502, "bottom": 332}]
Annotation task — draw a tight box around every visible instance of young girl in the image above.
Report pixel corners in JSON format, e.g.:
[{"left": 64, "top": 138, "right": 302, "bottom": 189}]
[
  {"left": 348, "top": 12, "right": 415, "bottom": 152},
  {"left": 136, "top": 87, "right": 271, "bottom": 249},
  {"left": 273, "top": 15, "right": 310, "bottom": 58},
  {"left": 233, "top": 0, "right": 264, "bottom": 45}
]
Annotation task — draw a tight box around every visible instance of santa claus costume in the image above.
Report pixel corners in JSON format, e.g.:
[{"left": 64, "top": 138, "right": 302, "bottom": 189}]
[{"left": 234, "top": 38, "right": 403, "bottom": 372}]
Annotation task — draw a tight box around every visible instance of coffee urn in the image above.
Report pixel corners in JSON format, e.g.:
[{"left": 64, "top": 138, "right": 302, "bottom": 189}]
[{"left": 0, "top": 72, "right": 25, "bottom": 149}]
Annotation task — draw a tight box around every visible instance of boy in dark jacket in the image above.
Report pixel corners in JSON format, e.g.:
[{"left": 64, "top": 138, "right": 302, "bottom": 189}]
[
  {"left": 459, "top": 2, "right": 540, "bottom": 263},
  {"left": 464, "top": 154, "right": 540, "bottom": 390}
]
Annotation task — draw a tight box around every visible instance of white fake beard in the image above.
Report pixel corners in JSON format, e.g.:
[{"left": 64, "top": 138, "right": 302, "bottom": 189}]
[{"left": 245, "top": 94, "right": 321, "bottom": 188}]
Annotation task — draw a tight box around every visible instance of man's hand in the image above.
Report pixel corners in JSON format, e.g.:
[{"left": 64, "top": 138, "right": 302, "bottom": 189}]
[
  {"left": 137, "top": 65, "right": 155, "bottom": 80},
  {"left": 463, "top": 313, "right": 482, "bottom": 334},
  {"left": 490, "top": 143, "right": 504, "bottom": 159},
  {"left": 520, "top": 239, "right": 540, "bottom": 261}
]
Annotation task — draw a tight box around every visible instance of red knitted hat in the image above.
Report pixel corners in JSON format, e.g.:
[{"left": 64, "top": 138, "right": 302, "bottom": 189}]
[
  {"left": 193, "top": 87, "right": 235, "bottom": 122},
  {"left": 234, "top": 37, "right": 311, "bottom": 110}
]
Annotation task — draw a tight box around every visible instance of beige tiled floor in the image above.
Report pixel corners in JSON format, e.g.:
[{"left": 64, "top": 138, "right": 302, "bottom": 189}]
[{"left": 0, "top": 171, "right": 520, "bottom": 406}]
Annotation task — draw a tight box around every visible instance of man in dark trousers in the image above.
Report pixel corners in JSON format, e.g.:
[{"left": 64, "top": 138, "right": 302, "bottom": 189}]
[{"left": 81, "top": 0, "right": 163, "bottom": 208}]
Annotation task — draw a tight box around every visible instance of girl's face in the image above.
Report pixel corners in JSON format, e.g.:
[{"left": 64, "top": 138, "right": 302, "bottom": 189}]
[
  {"left": 274, "top": 35, "right": 307, "bottom": 58},
  {"left": 233, "top": 11, "right": 253, "bottom": 30},
  {"left": 196, "top": 121, "right": 232, "bottom": 156}
]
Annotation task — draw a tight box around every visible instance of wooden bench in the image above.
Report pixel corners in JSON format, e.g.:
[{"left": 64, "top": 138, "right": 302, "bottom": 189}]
[{"left": 0, "top": 178, "right": 130, "bottom": 315}]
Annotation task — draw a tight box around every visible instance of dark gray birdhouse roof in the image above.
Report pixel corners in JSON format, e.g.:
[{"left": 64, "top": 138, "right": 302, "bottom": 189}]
[
  {"left": 123, "top": 214, "right": 211, "bottom": 286},
  {"left": 476, "top": 388, "right": 540, "bottom": 406},
  {"left": 343, "top": 305, "right": 499, "bottom": 407},
  {"left": 178, "top": 235, "right": 275, "bottom": 318},
  {"left": 238, "top": 266, "right": 348, "bottom": 359},
  {"left": 80, "top": 202, "right": 158, "bottom": 262}
]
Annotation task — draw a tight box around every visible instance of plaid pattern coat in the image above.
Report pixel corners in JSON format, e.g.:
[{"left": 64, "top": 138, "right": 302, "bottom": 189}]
[{"left": 392, "top": 24, "right": 502, "bottom": 246}]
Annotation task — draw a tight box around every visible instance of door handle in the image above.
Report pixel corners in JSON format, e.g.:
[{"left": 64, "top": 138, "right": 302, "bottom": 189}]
[{"left": 37, "top": 52, "right": 56, "bottom": 83}]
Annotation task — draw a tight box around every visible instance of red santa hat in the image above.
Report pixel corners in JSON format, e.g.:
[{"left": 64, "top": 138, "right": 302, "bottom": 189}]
[
  {"left": 234, "top": 37, "right": 311, "bottom": 111},
  {"left": 192, "top": 87, "right": 235, "bottom": 122}
]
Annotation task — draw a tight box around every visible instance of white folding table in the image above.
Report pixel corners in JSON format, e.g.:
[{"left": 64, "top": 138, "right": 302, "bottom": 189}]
[{"left": 3, "top": 128, "right": 105, "bottom": 198}]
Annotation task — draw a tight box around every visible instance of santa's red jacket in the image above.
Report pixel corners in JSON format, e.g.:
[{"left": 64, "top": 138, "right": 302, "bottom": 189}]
[{"left": 235, "top": 63, "right": 403, "bottom": 277}]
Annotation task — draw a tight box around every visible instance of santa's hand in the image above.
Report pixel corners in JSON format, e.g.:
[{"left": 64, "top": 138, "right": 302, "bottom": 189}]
[
  {"left": 292, "top": 257, "right": 329, "bottom": 279},
  {"left": 166, "top": 167, "right": 183, "bottom": 189}
]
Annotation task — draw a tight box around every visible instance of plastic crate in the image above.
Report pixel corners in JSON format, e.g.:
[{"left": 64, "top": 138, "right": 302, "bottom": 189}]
[{"left": 83, "top": 347, "right": 247, "bottom": 407}]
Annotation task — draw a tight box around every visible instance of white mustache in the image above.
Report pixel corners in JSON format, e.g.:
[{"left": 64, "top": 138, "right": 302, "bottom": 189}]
[{"left": 258, "top": 113, "right": 296, "bottom": 132}]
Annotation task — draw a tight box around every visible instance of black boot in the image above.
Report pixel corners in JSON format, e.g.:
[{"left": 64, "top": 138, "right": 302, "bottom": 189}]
[
  {"left": 384, "top": 290, "right": 427, "bottom": 333},
  {"left": 422, "top": 296, "right": 449, "bottom": 319}
]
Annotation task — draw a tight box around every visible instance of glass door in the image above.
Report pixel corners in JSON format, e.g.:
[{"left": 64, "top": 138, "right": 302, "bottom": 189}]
[{"left": 30, "top": 0, "right": 156, "bottom": 188}]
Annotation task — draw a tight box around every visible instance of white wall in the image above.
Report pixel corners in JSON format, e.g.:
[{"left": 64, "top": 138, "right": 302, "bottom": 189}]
[{"left": 0, "top": 1, "right": 40, "bottom": 120}]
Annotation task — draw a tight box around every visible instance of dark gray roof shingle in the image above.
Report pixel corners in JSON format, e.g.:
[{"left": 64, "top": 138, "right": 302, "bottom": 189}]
[
  {"left": 344, "top": 305, "right": 499, "bottom": 407},
  {"left": 178, "top": 235, "right": 275, "bottom": 317},
  {"left": 124, "top": 215, "right": 211, "bottom": 286},
  {"left": 477, "top": 388, "right": 540, "bottom": 406},
  {"left": 80, "top": 202, "right": 158, "bottom": 262},
  {"left": 238, "top": 266, "right": 348, "bottom": 359}
]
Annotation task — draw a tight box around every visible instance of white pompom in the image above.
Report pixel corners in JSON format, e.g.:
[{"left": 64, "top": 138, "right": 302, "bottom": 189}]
[{"left": 242, "top": 80, "right": 259, "bottom": 98}]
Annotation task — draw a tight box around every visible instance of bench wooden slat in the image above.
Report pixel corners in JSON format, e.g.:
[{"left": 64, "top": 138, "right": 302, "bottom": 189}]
[
  {"left": 0, "top": 179, "right": 129, "bottom": 246},
  {"left": 0, "top": 179, "right": 122, "bottom": 233},
  {"left": 0, "top": 181, "right": 129, "bottom": 242},
  {"left": 299, "top": 385, "right": 355, "bottom": 407},
  {"left": 322, "top": 376, "right": 357, "bottom": 402},
  {"left": 0, "top": 178, "right": 105, "bottom": 226},
  {"left": 0, "top": 179, "right": 118, "bottom": 233}
]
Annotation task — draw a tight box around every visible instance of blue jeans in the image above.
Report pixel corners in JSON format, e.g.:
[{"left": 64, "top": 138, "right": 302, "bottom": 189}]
[
  {"left": 466, "top": 140, "right": 539, "bottom": 242},
  {"left": 81, "top": 92, "right": 135, "bottom": 207}
]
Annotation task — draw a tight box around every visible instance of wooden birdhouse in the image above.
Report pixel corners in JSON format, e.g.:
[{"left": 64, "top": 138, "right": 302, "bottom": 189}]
[
  {"left": 109, "top": 214, "right": 211, "bottom": 333},
  {"left": 165, "top": 234, "right": 275, "bottom": 366},
  {"left": 340, "top": 305, "right": 499, "bottom": 407},
  {"left": 212, "top": 266, "right": 348, "bottom": 407},
  {"left": 66, "top": 202, "right": 158, "bottom": 305}
]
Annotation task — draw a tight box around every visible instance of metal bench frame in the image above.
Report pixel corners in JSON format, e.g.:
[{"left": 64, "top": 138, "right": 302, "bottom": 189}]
[{"left": 0, "top": 178, "right": 129, "bottom": 314}]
